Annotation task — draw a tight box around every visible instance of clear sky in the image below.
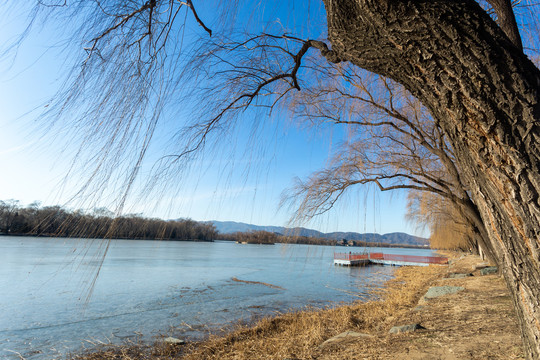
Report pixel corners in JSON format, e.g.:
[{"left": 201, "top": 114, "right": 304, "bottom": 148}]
[{"left": 0, "top": 3, "right": 428, "bottom": 237}]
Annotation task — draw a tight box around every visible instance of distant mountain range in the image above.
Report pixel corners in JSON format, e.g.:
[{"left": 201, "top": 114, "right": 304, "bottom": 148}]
[{"left": 210, "top": 220, "right": 428, "bottom": 247}]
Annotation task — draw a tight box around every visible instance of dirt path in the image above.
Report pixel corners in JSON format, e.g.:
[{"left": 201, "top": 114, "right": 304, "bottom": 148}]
[{"left": 318, "top": 254, "right": 524, "bottom": 359}]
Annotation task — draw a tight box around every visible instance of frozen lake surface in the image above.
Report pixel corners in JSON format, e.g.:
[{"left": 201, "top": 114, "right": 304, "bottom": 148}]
[{"left": 0, "top": 236, "right": 432, "bottom": 359}]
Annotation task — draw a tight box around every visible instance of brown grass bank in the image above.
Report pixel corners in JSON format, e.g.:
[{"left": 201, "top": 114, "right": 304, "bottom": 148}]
[{"left": 71, "top": 253, "right": 523, "bottom": 359}]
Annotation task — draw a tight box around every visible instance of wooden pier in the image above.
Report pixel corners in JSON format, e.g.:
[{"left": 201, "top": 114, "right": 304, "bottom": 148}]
[{"left": 334, "top": 252, "right": 448, "bottom": 267}]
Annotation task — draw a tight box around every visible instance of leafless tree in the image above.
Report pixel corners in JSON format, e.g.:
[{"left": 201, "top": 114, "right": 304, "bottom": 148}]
[
  {"left": 406, "top": 190, "right": 484, "bottom": 254},
  {"left": 0, "top": 199, "right": 20, "bottom": 234},
  {"left": 279, "top": 66, "right": 495, "bottom": 260}
]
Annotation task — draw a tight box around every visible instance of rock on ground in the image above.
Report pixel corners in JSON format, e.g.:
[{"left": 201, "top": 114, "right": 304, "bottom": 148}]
[
  {"left": 319, "top": 331, "right": 373, "bottom": 348},
  {"left": 423, "top": 286, "right": 464, "bottom": 300},
  {"left": 447, "top": 273, "right": 473, "bottom": 279},
  {"left": 480, "top": 267, "right": 498, "bottom": 275},
  {"left": 389, "top": 324, "right": 425, "bottom": 334},
  {"left": 163, "top": 337, "right": 185, "bottom": 346}
]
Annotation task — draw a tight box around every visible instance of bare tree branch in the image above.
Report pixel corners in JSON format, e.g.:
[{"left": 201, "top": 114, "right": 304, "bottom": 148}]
[{"left": 184, "top": 0, "right": 212, "bottom": 36}]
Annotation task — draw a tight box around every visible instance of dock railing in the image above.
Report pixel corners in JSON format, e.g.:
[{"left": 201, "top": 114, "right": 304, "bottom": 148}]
[{"left": 333, "top": 252, "right": 369, "bottom": 261}]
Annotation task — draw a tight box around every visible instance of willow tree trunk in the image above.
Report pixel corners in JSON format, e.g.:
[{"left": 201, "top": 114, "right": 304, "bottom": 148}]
[{"left": 322, "top": 0, "right": 540, "bottom": 357}]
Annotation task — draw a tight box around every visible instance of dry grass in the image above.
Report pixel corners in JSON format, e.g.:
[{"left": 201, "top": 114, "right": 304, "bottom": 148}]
[{"left": 70, "top": 340, "right": 183, "bottom": 360}]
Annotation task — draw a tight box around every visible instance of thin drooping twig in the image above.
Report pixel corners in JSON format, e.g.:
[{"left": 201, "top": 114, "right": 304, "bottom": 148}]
[{"left": 184, "top": 0, "right": 212, "bottom": 36}]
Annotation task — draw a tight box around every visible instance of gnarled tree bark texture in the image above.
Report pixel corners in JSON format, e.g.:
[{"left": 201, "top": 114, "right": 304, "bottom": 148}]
[{"left": 322, "top": 0, "right": 540, "bottom": 357}]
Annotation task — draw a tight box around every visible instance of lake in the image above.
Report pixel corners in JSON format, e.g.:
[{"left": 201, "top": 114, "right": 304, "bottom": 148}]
[{"left": 0, "top": 236, "right": 433, "bottom": 359}]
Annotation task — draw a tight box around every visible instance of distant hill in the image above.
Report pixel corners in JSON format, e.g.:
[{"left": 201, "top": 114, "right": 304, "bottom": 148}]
[{"left": 210, "top": 220, "right": 428, "bottom": 247}]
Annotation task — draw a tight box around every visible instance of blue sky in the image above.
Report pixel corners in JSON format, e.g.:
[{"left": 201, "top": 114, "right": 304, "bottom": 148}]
[{"left": 0, "top": 3, "right": 427, "bottom": 237}]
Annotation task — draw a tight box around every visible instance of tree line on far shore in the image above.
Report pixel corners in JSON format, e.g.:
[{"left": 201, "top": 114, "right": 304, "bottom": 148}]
[
  {"left": 1, "top": 199, "right": 428, "bottom": 249},
  {"left": 0, "top": 200, "right": 217, "bottom": 241}
]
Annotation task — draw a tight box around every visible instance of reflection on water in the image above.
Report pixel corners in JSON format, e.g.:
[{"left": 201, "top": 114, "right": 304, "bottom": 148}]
[{"left": 0, "top": 236, "right": 432, "bottom": 359}]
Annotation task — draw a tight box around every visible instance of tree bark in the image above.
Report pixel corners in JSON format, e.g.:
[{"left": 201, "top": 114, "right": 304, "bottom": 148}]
[
  {"left": 322, "top": 0, "right": 540, "bottom": 357},
  {"left": 458, "top": 197, "right": 497, "bottom": 263}
]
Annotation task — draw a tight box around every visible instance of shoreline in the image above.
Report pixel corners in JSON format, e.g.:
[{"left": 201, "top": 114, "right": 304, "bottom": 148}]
[
  {"left": 70, "top": 252, "right": 523, "bottom": 359},
  {"left": 0, "top": 234, "right": 431, "bottom": 249}
]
